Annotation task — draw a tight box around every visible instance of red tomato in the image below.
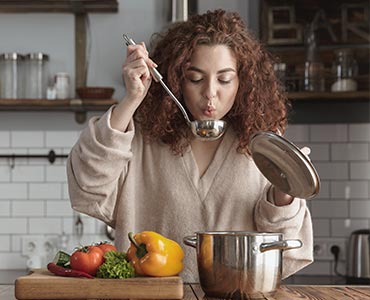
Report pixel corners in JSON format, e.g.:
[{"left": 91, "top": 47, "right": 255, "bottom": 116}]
[
  {"left": 97, "top": 242, "right": 117, "bottom": 255},
  {"left": 70, "top": 246, "right": 104, "bottom": 276}
]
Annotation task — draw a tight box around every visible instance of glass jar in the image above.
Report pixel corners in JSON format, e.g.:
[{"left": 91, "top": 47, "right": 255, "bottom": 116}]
[
  {"left": 331, "top": 49, "right": 358, "bottom": 92},
  {"left": 0, "top": 52, "right": 24, "bottom": 99},
  {"left": 24, "top": 53, "right": 49, "bottom": 99}
]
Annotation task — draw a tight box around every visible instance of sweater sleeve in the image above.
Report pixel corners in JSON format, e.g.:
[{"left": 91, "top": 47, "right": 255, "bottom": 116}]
[
  {"left": 254, "top": 186, "right": 314, "bottom": 279},
  {"left": 67, "top": 106, "right": 135, "bottom": 226}
]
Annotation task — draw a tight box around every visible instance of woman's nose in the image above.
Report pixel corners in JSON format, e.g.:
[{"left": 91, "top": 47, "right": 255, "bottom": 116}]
[{"left": 203, "top": 80, "right": 217, "bottom": 100}]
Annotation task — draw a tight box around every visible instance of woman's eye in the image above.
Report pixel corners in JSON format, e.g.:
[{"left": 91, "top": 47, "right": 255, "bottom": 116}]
[
  {"left": 219, "top": 78, "right": 232, "bottom": 84},
  {"left": 188, "top": 78, "right": 203, "bottom": 83}
]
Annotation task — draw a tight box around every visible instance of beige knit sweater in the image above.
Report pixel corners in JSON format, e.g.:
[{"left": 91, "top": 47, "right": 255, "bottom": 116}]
[{"left": 67, "top": 107, "right": 313, "bottom": 282}]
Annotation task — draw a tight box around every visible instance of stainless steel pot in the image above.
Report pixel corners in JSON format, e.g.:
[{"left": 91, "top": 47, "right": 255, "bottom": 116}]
[{"left": 183, "top": 231, "right": 302, "bottom": 299}]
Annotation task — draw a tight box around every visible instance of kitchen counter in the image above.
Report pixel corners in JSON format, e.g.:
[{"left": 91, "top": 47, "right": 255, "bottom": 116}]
[
  {"left": 0, "top": 270, "right": 350, "bottom": 286},
  {"left": 0, "top": 270, "right": 28, "bottom": 285},
  {"left": 0, "top": 270, "right": 349, "bottom": 286},
  {"left": 2, "top": 283, "right": 370, "bottom": 300},
  {"left": 283, "top": 274, "right": 347, "bottom": 285},
  {"left": 0, "top": 285, "right": 15, "bottom": 300}
]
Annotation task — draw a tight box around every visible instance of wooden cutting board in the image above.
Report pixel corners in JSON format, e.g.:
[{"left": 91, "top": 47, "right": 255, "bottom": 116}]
[{"left": 15, "top": 269, "right": 184, "bottom": 300}]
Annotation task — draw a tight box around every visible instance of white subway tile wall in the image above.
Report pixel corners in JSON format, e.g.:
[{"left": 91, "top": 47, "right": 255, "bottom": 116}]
[
  {"left": 12, "top": 131, "right": 44, "bottom": 148},
  {"left": 0, "top": 123, "right": 368, "bottom": 276},
  {"left": 286, "top": 123, "right": 370, "bottom": 276},
  {"left": 0, "top": 130, "right": 107, "bottom": 269},
  {"left": 0, "top": 132, "right": 10, "bottom": 147}
]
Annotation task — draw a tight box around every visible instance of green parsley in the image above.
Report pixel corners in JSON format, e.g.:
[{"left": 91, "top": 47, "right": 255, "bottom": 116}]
[{"left": 96, "top": 251, "right": 135, "bottom": 279}]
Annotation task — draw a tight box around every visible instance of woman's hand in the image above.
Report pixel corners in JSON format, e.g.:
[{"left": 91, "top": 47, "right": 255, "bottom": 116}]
[
  {"left": 273, "top": 187, "right": 294, "bottom": 206},
  {"left": 272, "top": 146, "right": 311, "bottom": 206},
  {"left": 111, "top": 42, "right": 157, "bottom": 132},
  {"left": 300, "top": 146, "right": 311, "bottom": 158},
  {"left": 122, "top": 42, "right": 157, "bottom": 106}
]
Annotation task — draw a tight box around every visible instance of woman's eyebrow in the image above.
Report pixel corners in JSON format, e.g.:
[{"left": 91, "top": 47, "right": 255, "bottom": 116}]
[{"left": 187, "top": 66, "right": 236, "bottom": 74}]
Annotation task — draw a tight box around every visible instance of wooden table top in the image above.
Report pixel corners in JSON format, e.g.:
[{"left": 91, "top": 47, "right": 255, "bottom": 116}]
[
  {"left": 188, "top": 284, "right": 370, "bottom": 300},
  {"left": 2, "top": 283, "right": 370, "bottom": 300}
]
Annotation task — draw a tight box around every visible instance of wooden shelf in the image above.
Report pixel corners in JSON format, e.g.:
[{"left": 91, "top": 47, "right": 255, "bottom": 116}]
[
  {"left": 0, "top": 0, "right": 118, "bottom": 13},
  {"left": 0, "top": 98, "right": 117, "bottom": 123},
  {"left": 288, "top": 91, "right": 370, "bottom": 101},
  {"left": 0, "top": 98, "right": 116, "bottom": 109}
]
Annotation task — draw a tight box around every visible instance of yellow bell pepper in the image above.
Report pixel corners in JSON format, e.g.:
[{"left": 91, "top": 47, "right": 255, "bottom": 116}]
[
  {"left": 127, "top": 231, "right": 184, "bottom": 277},
  {"left": 199, "top": 234, "right": 213, "bottom": 270}
]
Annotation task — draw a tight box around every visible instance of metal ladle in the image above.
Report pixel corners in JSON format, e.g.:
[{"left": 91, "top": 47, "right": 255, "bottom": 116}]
[{"left": 123, "top": 34, "right": 226, "bottom": 141}]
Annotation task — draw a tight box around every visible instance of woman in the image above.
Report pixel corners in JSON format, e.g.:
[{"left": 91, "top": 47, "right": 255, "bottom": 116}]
[{"left": 67, "top": 10, "right": 313, "bottom": 282}]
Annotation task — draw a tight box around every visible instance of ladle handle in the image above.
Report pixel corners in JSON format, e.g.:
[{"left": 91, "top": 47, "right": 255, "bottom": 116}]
[
  {"left": 157, "top": 80, "right": 191, "bottom": 123},
  {"left": 123, "top": 34, "right": 162, "bottom": 82},
  {"left": 122, "top": 34, "right": 191, "bottom": 123}
]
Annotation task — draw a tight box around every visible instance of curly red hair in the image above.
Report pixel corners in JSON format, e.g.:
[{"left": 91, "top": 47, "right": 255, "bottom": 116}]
[{"left": 135, "top": 9, "right": 289, "bottom": 155}]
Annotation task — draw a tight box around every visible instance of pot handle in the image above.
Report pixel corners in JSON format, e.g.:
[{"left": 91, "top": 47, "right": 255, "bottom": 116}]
[
  {"left": 260, "top": 239, "right": 302, "bottom": 253},
  {"left": 183, "top": 235, "right": 197, "bottom": 248}
]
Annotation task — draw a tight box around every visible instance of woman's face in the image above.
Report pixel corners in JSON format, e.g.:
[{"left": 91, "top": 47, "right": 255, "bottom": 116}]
[{"left": 182, "top": 45, "right": 239, "bottom": 121}]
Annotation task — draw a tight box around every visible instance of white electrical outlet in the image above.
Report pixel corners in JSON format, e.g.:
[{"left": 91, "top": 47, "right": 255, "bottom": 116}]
[
  {"left": 22, "top": 236, "right": 44, "bottom": 257},
  {"left": 43, "top": 237, "right": 59, "bottom": 261},
  {"left": 22, "top": 236, "right": 58, "bottom": 258},
  {"left": 313, "top": 237, "right": 347, "bottom": 261}
]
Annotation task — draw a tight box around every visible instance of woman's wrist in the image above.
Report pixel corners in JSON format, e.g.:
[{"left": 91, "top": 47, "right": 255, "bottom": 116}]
[
  {"left": 272, "top": 186, "right": 294, "bottom": 206},
  {"left": 110, "top": 96, "right": 140, "bottom": 132}
]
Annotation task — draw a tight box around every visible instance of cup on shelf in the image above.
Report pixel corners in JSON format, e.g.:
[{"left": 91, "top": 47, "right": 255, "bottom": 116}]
[{"left": 54, "top": 72, "right": 70, "bottom": 99}]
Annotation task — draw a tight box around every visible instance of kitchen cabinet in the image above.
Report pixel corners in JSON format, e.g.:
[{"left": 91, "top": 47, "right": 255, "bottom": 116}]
[
  {"left": 0, "top": 0, "right": 118, "bottom": 123},
  {"left": 288, "top": 91, "right": 370, "bottom": 124},
  {"left": 260, "top": 0, "right": 370, "bottom": 123}
]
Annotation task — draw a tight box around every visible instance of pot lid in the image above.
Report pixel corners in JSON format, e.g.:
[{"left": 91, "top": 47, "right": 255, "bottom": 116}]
[{"left": 249, "top": 131, "right": 320, "bottom": 199}]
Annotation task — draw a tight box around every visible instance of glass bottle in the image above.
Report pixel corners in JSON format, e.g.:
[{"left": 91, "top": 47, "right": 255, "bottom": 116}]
[
  {"left": 331, "top": 49, "right": 358, "bottom": 92},
  {"left": 303, "top": 27, "right": 325, "bottom": 92},
  {"left": 303, "top": 61, "right": 325, "bottom": 92}
]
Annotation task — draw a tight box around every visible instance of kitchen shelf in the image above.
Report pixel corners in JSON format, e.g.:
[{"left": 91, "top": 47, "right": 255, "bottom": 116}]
[
  {"left": 0, "top": 0, "right": 119, "bottom": 90},
  {"left": 260, "top": 0, "right": 370, "bottom": 124},
  {"left": 288, "top": 91, "right": 370, "bottom": 101},
  {"left": 0, "top": 98, "right": 117, "bottom": 123},
  {"left": 0, "top": 0, "right": 118, "bottom": 13}
]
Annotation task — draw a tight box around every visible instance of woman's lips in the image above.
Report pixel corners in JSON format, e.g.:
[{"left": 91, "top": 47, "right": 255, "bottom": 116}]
[{"left": 202, "top": 107, "right": 216, "bottom": 118}]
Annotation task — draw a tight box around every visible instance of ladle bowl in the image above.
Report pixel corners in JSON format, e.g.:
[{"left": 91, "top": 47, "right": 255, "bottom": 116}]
[
  {"left": 191, "top": 120, "right": 227, "bottom": 140},
  {"left": 123, "top": 34, "right": 227, "bottom": 140}
]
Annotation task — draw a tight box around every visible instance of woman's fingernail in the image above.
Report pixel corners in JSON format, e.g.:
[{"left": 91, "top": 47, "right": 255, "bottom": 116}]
[{"left": 301, "top": 147, "right": 311, "bottom": 155}]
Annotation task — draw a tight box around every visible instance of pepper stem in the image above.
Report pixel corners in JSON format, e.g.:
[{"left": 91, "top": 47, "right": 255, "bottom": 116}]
[
  {"left": 128, "top": 232, "right": 147, "bottom": 259},
  {"left": 128, "top": 232, "right": 141, "bottom": 249}
]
